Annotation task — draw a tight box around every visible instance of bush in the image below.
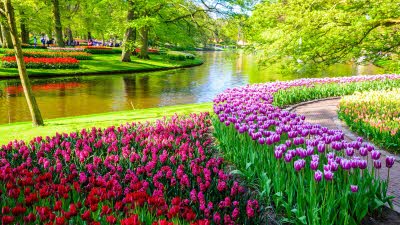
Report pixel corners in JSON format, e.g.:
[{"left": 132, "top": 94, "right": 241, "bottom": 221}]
[
  {"left": 166, "top": 51, "right": 195, "bottom": 61},
  {"left": 74, "top": 46, "right": 116, "bottom": 54},
  {"left": 4, "top": 50, "right": 92, "bottom": 60},
  {"left": 2, "top": 56, "right": 80, "bottom": 69},
  {"left": 339, "top": 89, "right": 400, "bottom": 151}
]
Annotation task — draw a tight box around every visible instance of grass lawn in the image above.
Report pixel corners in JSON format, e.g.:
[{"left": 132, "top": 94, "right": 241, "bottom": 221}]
[
  {"left": 0, "top": 54, "right": 203, "bottom": 78},
  {"left": 0, "top": 102, "right": 212, "bottom": 145}
]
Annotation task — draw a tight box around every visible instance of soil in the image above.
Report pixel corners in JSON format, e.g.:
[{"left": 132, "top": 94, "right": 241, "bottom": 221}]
[{"left": 362, "top": 206, "right": 400, "bottom": 225}]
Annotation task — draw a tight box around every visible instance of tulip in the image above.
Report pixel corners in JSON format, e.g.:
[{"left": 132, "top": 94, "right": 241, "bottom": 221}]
[
  {"left": 314, "top": 170, "right": 322, "bottom": 182},
  {"left": 386, "top": 156, "right": 396, "bottom": 168},
  {"left": 350, "top": 185, "right": 358, "bottom": 193}
]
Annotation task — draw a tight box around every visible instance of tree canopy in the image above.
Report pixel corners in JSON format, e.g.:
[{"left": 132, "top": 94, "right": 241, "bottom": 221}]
[{"left": 247, "top": 0, "right": 400, "bottom": 68}]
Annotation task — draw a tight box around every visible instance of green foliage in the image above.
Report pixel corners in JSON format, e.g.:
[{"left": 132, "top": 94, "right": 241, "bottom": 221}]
[
  {"left": 165, "top": 51, "right": 195, "bottom": 61},
  {"left": 272, "top": 79, "right": 400, "bottom": 107},
  {"left": 248, "top": 0, "right": 400, "bottom": 69}
]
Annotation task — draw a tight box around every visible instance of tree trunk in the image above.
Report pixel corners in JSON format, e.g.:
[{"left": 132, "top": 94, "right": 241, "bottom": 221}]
[
  {"left": 66, "top": 25, "right": 73, "bottom": 44},
  {"left": 138, "top": 26, "right": 149, "bottom": 59},
  {"left": 51, "top": 0, "right": 64, "bottom": 47},
  {"left": 19, "top": 10, "right": 29, "bottom": 44},
  {"left": 87, "top": 31, "right": 91, "bottom": 40},
  {"left": 1, "top": 17, "right": 13, "bottom": 48},
  {"left": 121, "top": 0, "right": 136, "bottom": 62},
  {"left": 0, "top": 25, "right": 3, "bottom": 45},
  {"left": 4, "top": 0, "right": 44, "bottom": 126}
]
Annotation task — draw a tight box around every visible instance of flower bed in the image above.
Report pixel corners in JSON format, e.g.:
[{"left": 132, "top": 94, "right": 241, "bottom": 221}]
[
  {"left": 135, "top": 48, "right": 160, "bottom": 54},
  {"left": 213, "top": 75, "right": 400, "bottom": 224},
  {"left": 75, "top": 46, "right": 115, "bottom": 54},
  {"left": 339, "top": 89, "right": 400, "bottom": 152},
  {"left": 0, "top": 114, "right": 260, "bottom": 224},
  {"left": 47, "top": 47, "right": 86, "bottom": 52},
  {"left": 2, "top": 56, "right": 80, "bottom": 69},
  {"left": 4, "top": 50, "right": 92, "bottom": 60}
]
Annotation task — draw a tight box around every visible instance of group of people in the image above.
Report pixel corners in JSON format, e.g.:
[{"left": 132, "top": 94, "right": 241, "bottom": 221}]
[{"left": 31, "top": 35, "right": 120, "bottom": 48}]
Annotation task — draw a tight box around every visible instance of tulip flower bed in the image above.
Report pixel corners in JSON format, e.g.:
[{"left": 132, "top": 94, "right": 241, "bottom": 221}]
[
  {"left": 0, "top": 113, "right": 261, "bottom": 225},
  {"left": 213, "top": 75, "right": 400, "bottom": 224},
  {"left": 47, "top": 47, "right": 86, "bottom": 52},
  {"left": 4, "top": 50, "right": 93, "bottom": 60},
  {"left": 75, "top": 46, "right": 115, "bottom": 54},
  {"left": 339, "top": 89, "right": 400, "bottom": 152},
  {"left": 2, "top": 57, "right": 80, "bottom": 69},
  {"left": 273, "top": 76, "right": 400, "bottom": 107}
]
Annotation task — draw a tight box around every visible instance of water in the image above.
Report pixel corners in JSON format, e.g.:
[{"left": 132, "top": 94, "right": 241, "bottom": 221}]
[{"left": 0, "top": 51, "right": 384, "bottom": 124}]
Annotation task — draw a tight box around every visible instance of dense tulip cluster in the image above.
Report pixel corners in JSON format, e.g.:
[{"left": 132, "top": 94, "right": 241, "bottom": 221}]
[
  {"left": 2, "top": 56, "right": 79, "bottom": 69},
  {"left": 47, "top": 47, "right": 86, "bottom": 52},
  {"left": 0, "top": 114, "right": 260, "bottom": 224},
  {"left": 339, "top": 89, "right": 400, "bottom": 152},
  {"left": 5, "top": 50, "right": 93, "bottom": 60},
  {"left": 213, "top": 75, "right": 399, "bottom": 224}
]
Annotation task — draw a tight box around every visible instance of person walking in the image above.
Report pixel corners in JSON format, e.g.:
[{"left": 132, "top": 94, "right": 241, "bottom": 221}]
[{"left": 33, "top": 36, "right": 37, "bottom": 48}]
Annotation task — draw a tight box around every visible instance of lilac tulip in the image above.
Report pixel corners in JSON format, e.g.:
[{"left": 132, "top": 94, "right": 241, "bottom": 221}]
[
  {"left": 314, "top": 170, "right": 323, "bottom": 182},
  {"left": 324, "top": 170, "right": 334, "bottom": 181},
  {"left": 350, "top": 185, "right": 358, "bottom": 193},
  {"left": 294, "top": 159, "right": 306, "bottom": 171},
  {"left": 371, "top": 150, "right": 381, "bottom": 160},
  {"left": 373, "top": 160, "right": 382, "bottom": 169},
  {"left": 386, "top": 156, "right": 395, "bottom": 168}
]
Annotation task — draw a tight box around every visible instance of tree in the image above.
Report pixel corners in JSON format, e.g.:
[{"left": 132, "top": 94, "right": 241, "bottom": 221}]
[
  {"left": 51, "top": 0, "right": 64, "bottom": 46},
  {"left": 1, "top": 0, "right": 44, "bottom": 126},
  {"left": 121, "top": 0, "right": 135, "bottom": 62},
  {"left": 248, "top": 0, "right": 400, "bottom": 68}
]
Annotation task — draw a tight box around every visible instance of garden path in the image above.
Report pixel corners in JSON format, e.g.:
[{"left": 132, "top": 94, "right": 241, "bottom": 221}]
[{"left": 289, "top": 98, "right": 400, "bottom": 212}]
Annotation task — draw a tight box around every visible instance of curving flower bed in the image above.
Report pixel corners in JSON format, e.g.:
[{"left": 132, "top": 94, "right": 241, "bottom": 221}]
[
  {"left": 213, "top": 75, "right": 400, "bottom": 224},
  {"left": 339, "top": 89, "right": 400, "bottom": 152},
  {"left": 47, "top": 47, "right": 86, "bottom": 52},
  {"left": 5, "top": 51, "right": 92, "bottom": 60},
  {"left": 0, "top": 114, "right": 260, "bottom": 225},
  {"left": 2, "top": 57, "right": 80, "bottom": 69}
]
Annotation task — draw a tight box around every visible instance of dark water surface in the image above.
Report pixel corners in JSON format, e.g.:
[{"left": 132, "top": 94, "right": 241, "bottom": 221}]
[{"left": 0, "top": 51, "right": 383, "bottom": 124}]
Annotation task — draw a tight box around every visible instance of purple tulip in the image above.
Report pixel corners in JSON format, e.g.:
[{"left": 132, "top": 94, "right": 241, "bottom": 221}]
[
  {"left": 317, "top": 142, "right": 325, "bottom": 153},
  {"left": 358, "top": 160, "right": 367, "bottom": 169},
  {"left": 345, "top": 147, "right": 355, "bottom": 157},
  {"left": 310, "top": 160, "right": 319, "bottom": 170},
  {"left": 324, "top": 170, "right": 334, "bottom": 181},
  {"left": 386, "top": 156, "right": 395, "bottom": 168},
  {"left": 373, "top": 160, "right": 382, "bottom": 169},
  {"left": 274, "top": 149, "right": 283, "bottom": 159},
  {"left": 284, "top": 153, "right": 293, "bottom": 163},
  {"left": 359, "top": 147, "right": 368, "bottom": 157},
  {"left": 350, "top": 185, "right": 358, "bottom": 193},
  {"left": 371, "top": 150, "right": 381, "bottom": 160},
  {"left": 314, "top": 170, "right": 323, "bottom": 182},
  {"left": 294, "top": 159, "right": 306, "bottom": 171}
]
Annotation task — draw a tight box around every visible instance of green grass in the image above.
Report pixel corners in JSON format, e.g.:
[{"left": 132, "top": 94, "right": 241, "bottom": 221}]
[
  {"left": 0, "top": 102, "right": 212, "bottom": 144},
  {"left": 0, "top": 54, "right": 203, "bottom": 78}
]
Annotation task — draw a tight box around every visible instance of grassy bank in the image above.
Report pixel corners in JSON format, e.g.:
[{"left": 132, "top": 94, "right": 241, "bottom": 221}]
[
  {"left": 0, "top": 54, "right": 203, "bottom": 78},
  {"left": 0, "top": 102, "right": 212, "bottom": 144}
]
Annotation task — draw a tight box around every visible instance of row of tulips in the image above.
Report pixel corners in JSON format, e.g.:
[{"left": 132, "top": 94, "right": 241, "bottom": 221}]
[
  {"left": 1, "top": 56, "right": 80, "bottom": 69},
  {"left": 213, "top": 74, "right": 400, "bottom": 224},
  {"left": 338, "top": 89, "right": 400, "bottom": 152},
  {"left": 4, "top": 50, "right": 93, "bottom": 60},
  {"left": 47, "top": 47, "right": 86, "bottom": 52},
  {"left": 0, "top": 113, "right": 261, "bottom": 225}
]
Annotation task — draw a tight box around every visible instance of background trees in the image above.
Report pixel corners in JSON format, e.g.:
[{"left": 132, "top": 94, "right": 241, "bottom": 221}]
[{"left": 247, "top": 0, "right": 400, "bottom": 69}]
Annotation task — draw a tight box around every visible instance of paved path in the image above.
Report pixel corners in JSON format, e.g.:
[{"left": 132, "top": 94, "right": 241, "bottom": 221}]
[{"left": 290, "top": 98, "right": 400, "bottom": 211}]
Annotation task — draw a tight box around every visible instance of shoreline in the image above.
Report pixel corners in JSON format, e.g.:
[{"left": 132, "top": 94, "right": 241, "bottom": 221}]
[{"left": 0, "top": 59, "right": 204, "bottom": 80}]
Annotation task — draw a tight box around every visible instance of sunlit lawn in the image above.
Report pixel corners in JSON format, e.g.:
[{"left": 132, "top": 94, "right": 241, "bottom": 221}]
[{"left": 0, "top": 102, "right": 212, "bottom": 144}]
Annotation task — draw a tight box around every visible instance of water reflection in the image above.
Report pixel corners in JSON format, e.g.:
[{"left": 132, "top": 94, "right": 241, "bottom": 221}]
[{"left": 0, "top": 51, "right": 384, "bottom": 124}]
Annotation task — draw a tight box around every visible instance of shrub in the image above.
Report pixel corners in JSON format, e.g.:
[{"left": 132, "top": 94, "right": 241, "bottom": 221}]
[
  {"left": 2, "top": 56, "right": 80, "bottom": 69},
  {"left": 213, "top": 74, "right": 400, "bottom": 224},
  {"left": 4, "top": 50, "right": 92, "bottom": 60},
  {"left": 166, "top": 51, "right": 195, "bottom": 61},
  {"left": 47, "top": 47, "right": 85, "bottom": 52},
  {"left": 339, "top": 89, "right": 400, "bottom": 151}
]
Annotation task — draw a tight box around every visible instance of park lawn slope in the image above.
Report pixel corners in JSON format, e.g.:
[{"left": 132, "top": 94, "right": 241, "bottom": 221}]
[
  {"left": 0, "top": 54, "right": 203, "bottom": 78},
  {"left": 0, "top": 102, "right": 212, "bottom": 144}
]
